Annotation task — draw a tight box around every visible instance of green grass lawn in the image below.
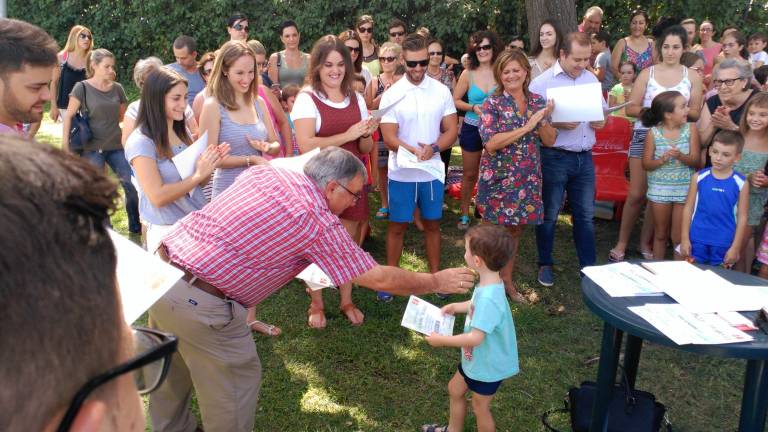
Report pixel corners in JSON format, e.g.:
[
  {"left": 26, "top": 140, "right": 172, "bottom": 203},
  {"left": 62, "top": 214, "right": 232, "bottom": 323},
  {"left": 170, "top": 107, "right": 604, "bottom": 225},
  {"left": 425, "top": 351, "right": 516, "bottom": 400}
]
[{"left": 37, "top": 111, "right": 744, "bottom": 431}]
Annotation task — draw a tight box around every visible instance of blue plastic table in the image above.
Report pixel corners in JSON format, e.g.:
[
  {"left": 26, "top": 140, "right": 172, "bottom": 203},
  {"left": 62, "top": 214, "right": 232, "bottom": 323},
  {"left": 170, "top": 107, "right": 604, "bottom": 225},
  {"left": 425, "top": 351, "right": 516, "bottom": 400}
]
[{"left": 581, "top": 264, "right": 768, "bottom": 431}]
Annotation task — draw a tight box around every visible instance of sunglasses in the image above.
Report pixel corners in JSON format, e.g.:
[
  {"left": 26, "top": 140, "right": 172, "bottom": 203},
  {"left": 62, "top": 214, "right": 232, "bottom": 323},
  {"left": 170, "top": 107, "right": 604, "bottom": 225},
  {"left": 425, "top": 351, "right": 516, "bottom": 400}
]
[
  {"left": 389, "top": 31, "right": 405, "bottom": 37},
  {"left": 346, "top": 46, "right": 361, "bottom": 53},
  {"left": 405, "top": 59, "right": 429, "bottom": 68},
  {"left": 379, "top": 56, "right": 397, "bottom": 63},
  {"left": 232, "top": 23, "right": 249, "bottom": 32},
  {"left": 476, "top": 44, "right": 493, "bottom": 51},
  {"left": 358, "top": 26, "right": 374, "bottom": 34},
  {"left": 428, "top": 51, "right": 443, "bottom": 56},
  {"left": 79, "top": 33, "right": 92, "bottom": 40}
]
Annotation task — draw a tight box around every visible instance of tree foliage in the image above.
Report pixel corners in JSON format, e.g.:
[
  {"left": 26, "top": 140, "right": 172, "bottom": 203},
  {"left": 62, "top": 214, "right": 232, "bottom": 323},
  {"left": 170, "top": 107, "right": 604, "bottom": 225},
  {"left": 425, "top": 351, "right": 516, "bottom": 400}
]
[{"left": 9, "top": 0, "right": 767, "bottom": 82}]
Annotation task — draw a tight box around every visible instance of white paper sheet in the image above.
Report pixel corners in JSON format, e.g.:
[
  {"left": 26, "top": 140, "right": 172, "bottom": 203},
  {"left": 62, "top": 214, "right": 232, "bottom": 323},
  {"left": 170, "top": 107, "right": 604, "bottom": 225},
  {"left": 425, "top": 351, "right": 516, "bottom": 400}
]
[
  {"left": 295, "top": 263, "right": 334, "bottom": 291},
  {"left": 629, "top": 303, "right": 753, "bottom": 345},
  {"left": 110, "top": 230, "right": 183, "bottom": 325},
  {"left": 396, "top": 146, "right": 446, "bottom": 183},
  {"left": 171, "top": 131, "right": 208, "bottom": 180},
  {"left": 547, "top": 82, "right": 605, "bottom": 122},
  {"left": 582, "top": 262, "right": 665, "bottom": 297},
  {"left": 269, "top": 148, "right": 320, "bottom": 174},
  {"left": 371, "top": 94, "right": 406, "bottom": 120},
  {"left": 401, "top": 295, "right": 455, "bottom": 336}
]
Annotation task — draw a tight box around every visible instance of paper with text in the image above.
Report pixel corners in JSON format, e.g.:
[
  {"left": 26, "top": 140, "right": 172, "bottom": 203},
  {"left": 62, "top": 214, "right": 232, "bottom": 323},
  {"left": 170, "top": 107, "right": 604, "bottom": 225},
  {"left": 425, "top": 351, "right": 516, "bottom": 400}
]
[
  {"left": 396, "top": 146, "right": 446, "bottom": 183},
  {"left": 629, "top": 303, "right": 753, "bottom": 345},
  {"left": 401, "top": 295, "right": 455, "bottom": 336},
  {"left": 582, "top": 262, "right": 665, "bottom": 297},
  {"left": 547, "top": 82, "right": 605, "bottom": 122}
]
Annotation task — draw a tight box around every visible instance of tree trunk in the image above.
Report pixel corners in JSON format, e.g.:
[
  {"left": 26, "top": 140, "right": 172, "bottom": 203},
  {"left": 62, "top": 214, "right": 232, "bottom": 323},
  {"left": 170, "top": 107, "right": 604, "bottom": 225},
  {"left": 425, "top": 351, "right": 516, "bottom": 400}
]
[{"left": 525, "top": 0, "right": 577, "bottom": 48}]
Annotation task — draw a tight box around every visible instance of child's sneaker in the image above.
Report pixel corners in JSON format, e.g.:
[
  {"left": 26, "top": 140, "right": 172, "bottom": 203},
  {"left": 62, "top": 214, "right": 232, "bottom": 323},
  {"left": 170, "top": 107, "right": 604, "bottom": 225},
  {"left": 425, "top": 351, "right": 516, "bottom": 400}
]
[{"left": 377, "top": 292, "right": 393, "bottom": 302}]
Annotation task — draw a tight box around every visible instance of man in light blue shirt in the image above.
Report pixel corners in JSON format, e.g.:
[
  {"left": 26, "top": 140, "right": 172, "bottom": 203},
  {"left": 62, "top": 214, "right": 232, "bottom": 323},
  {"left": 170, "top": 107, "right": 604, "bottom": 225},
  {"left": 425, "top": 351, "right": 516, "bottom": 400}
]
[
  {"left": 167, "top": 35, "right": 205, "bottom": 106},
  {"left": 528, "top": 32, "right": 606, "bottom": 287}
]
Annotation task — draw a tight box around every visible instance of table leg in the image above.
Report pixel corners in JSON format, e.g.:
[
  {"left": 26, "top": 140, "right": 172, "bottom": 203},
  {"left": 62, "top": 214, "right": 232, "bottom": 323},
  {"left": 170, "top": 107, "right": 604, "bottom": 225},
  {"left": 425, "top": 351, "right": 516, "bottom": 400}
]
[
  {"left": 589, "top": 322, "right": 624, "bottom": 432},
  {"left": 738, "top": 359, "right": 768, "bottom": 432},
  {"left": 623, "top": 335, "right": 643, "bottom": 389}
]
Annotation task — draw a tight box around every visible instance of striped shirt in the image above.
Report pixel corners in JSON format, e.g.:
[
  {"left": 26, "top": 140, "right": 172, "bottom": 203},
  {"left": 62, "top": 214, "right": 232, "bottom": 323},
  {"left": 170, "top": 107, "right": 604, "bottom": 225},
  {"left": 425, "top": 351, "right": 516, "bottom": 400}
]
[{"left": 162, "top": 165, "right": 377, "bottom": 307}]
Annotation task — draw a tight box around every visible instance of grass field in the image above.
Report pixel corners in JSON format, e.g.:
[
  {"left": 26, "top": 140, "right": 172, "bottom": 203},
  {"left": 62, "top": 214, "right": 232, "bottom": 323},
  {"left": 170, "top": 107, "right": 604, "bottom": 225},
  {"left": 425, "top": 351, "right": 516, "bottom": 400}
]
[{"left": 37, "top": 110, "right": 745, "bottom": 431}]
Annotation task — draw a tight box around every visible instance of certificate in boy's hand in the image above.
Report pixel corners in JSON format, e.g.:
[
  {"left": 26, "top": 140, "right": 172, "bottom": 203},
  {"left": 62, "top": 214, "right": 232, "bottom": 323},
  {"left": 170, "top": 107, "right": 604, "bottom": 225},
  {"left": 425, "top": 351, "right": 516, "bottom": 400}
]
[{"left": 401, "top": 295, "right": 455, "bottom": 336}]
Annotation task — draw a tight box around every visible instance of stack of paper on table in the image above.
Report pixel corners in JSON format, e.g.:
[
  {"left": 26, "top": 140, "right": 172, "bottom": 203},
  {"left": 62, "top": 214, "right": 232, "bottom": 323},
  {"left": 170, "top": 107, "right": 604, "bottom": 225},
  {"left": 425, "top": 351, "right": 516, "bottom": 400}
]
[
  {"left": 582, "top": 262, "right": 665, "bottom": 297},
  {"left": 629, "top": 303, "right": 753, "bottom": 345},
  {"left": 401, "top": 295, "right": 455, "bottom": 336}
]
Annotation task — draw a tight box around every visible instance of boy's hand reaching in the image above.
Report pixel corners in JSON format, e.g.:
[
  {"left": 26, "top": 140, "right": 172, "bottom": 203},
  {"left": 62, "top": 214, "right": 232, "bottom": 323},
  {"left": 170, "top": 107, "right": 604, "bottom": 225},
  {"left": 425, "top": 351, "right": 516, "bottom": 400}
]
[{"left": 440, "top": 303, "right": 458, "bottom": 316}]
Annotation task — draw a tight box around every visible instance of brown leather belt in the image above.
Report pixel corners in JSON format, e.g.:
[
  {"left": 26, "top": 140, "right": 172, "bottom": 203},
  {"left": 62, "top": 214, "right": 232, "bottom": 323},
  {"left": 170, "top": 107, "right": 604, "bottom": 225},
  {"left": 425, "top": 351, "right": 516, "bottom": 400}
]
[{"left": 157, "top": 245, "right": 226, "bottom": 299}]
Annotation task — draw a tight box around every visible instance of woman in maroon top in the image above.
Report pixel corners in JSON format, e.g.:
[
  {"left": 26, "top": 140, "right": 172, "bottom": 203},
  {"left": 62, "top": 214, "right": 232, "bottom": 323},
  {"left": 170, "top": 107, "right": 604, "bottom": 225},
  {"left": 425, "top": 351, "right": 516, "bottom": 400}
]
[{"left": 292, "top": 35, "right": 377, "bottom": 328}]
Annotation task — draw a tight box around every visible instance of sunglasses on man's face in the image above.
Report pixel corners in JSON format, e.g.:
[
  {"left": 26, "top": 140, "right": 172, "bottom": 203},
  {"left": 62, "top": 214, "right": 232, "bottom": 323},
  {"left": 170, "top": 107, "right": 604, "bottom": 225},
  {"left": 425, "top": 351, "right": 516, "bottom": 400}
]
[
  {"left": 232, "top": 23, "right": 249, "bottom": 32},
  {"left": 358, "top": 26, "right": 374, "bottom": 34},
  {"left": 389, "top": 31, "right": 405, "bottom": 37},
  {"left": 405, "top": 59, "right": 429, "bottom": 68},
  {"left": 79, "top": 33, "right": 92, "bottom": 40}
]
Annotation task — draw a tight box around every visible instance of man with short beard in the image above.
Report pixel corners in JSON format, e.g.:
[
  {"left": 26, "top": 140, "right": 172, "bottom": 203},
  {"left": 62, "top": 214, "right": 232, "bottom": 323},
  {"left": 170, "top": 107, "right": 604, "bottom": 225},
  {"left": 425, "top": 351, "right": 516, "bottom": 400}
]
[{"left": 0, "top": 18, "right": 58, "bottom": 134}]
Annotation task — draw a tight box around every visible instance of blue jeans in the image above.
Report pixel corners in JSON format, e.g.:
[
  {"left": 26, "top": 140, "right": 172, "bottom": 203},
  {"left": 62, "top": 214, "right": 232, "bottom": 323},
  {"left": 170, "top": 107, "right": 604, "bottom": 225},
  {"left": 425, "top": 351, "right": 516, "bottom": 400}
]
[
  {"left": 82, "top": 149, "right": 141, "bottom": 233},
  {"left": 535, "top": 147, "right": 596, "bottom": 268}
]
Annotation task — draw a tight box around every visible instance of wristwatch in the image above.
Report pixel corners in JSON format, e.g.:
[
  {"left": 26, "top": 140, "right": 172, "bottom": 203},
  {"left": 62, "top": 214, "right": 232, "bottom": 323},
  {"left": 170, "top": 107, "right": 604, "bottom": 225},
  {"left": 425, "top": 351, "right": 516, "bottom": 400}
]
[{"left": 430, "top": 142, "right": 440, "bottom": 154}]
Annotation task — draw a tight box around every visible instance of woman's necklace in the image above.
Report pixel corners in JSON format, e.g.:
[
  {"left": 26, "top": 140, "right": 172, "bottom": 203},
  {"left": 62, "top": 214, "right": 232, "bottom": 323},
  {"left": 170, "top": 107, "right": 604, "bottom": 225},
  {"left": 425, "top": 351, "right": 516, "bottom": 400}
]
[{"left": 427, "top": 67, "right": 441, "bottom": 79}]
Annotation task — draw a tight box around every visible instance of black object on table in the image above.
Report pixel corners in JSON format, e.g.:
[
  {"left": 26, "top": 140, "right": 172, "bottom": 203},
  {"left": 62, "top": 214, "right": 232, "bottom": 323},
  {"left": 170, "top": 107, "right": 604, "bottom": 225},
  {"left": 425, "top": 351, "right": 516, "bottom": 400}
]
[{"left": 581, "top": 263, "right": 768, "bottom": 431}]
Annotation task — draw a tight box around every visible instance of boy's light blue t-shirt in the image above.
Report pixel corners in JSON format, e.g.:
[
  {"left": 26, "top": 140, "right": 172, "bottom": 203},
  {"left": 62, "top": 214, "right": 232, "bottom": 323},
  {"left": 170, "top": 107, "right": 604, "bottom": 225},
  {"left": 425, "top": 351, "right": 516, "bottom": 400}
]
[{"left": 461, "top": 282, "right": 519, "bottom": 382}]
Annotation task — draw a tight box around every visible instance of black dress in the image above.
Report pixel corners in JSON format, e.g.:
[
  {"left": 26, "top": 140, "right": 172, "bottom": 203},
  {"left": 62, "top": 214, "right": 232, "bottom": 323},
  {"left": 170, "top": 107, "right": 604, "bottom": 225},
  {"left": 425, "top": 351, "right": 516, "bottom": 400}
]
[{"left": 56, "top": 61, "right": 87, "bottom": 109}]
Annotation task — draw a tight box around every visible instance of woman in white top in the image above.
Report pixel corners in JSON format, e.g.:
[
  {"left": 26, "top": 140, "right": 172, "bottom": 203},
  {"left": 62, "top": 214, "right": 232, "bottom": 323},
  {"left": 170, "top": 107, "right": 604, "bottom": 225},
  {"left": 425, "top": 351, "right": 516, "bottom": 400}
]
[
  {"left": 528, "top": 19, "right": 562, "bottom": 80},
  {"left": 609, "top": 25, "right": 703, "bottom": 262}
]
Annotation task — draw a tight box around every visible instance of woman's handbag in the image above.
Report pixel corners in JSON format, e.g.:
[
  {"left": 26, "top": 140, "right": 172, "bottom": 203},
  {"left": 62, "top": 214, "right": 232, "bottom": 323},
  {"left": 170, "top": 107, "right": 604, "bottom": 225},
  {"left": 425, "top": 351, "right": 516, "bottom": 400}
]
[
  {"left": 541, "top": 367, "right": 671, "bottom": 432},
  {"left": 68, "top": 82, "right": 92, "bottom": 153}
]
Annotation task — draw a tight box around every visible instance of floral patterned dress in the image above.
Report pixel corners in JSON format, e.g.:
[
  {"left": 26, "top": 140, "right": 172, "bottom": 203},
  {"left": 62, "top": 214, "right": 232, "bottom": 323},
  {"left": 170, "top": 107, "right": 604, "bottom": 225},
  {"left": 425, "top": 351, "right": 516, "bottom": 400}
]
[{"left": 477, "top": 92, "right": 545, "bottom": 226}]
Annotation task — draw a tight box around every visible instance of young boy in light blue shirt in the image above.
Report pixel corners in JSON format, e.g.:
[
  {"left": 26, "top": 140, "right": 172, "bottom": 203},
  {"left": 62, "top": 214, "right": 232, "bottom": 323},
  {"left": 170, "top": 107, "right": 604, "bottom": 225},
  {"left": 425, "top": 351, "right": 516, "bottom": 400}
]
[{"left": 423, "top": 225, "right": 519, "bottom": 432}]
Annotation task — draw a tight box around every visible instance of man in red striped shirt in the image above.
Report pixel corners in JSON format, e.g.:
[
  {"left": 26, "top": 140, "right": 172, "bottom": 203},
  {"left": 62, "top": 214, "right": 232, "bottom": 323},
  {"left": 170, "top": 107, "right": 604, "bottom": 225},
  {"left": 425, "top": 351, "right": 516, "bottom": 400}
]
[{"left": 149, "top": 147, "right": 475, "bottom": 432}]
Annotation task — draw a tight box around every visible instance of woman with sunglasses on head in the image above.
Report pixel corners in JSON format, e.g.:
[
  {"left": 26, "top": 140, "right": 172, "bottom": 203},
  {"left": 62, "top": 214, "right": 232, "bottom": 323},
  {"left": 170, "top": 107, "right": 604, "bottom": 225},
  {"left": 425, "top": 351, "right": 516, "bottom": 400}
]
[
  {"left": 192, "top": 51, "right": 216, "bottom": 122},
  {"left": 427, "top": 38, "right": 457, "bottom": 181},
  {"left": 357, "top": 15, "right": 381, "bottom": 77},
  {"left": 339, "top": 30, "right": 372, "bottom": 88},
  {"left": 268, "top": 20, "right": 310, "bottom": 91},
  {"left": 226, "top": 12, "right": 249, "bottom": 42},
  {"left": 453, "top": 31, "right": 502, "bottom": 230},
  {"left": 528, "top": 19, "right": 562, "bottom": 80},
  {"left": 292, "top": 35, "right": 377, "bottom": 328},
  {"left": 365, "top": 42, "right": 403, "bottom": 221},
  {"left": 50, "top": 25, "right": 92, "bottom": 122}
]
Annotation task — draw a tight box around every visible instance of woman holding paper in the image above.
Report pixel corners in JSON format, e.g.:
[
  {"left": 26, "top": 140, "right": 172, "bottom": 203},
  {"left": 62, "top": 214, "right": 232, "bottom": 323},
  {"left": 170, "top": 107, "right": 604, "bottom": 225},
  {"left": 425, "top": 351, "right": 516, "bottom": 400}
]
[
  {"left": 608, "top": 25, "right": 703, "bottom": 262},
  {"left": 199, "top": 40, "right": 281, "bottom": 199},
  {"left": 125, "top": 67, "right": 228, "bottom": 252},
  {"left": 477, "top": 49, "right": 555, "bottom": 303},
  {"left": 292, "top": 35, "right": 377, "bottom": 328}
]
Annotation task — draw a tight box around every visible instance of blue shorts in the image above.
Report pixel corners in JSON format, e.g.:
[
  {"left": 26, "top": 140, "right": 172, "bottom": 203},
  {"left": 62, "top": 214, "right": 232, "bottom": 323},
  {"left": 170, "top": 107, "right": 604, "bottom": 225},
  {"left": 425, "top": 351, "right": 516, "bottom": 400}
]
[
  {"left": 459, "top": 122, "right": 483, "bottom": 152},
  {"left": 458, "top": 363, "right": 503, "bottom": 396},
  {"left": 388, "top": 179, "right": 444, "bottom": 222},
  {"left": 691, "top": 241, "right": 729, "bottom": 266}
]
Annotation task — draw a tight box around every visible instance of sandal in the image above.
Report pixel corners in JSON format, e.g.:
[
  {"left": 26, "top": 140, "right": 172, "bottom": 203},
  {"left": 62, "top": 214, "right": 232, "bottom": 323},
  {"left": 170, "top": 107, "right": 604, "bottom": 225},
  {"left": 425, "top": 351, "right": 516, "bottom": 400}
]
[
  {"left": 457, "top": 215, "right": 470, "bottom": 230},
  {"left": 307, "top": 304, "right": 326, "bottom": 329},
  {"left": 421, "top": 424, "right": 449, "bottom": 432},
  {"left": 248, "top": 320, "right": 281, "bottom": 336},
  {"left": 375, "top": 207, "right": 389, "bottom": 220},
  {"left": 640, "top": 248, "right": 654, "bottom": 260},
  {"left": 608, "top": 248, "right": 625, "bottom": 262},
  {"left": 340, "top": 302, "right": 364, "bottom": 326},
  {"left": 507, "top": 291, "right": 529, "bottom": 305}
]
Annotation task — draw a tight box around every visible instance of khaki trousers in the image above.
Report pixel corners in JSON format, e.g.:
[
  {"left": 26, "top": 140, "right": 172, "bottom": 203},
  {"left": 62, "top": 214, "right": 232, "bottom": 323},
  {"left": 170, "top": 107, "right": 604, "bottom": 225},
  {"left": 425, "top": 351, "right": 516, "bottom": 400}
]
[{"left": 148, "top": 279, "right": 262, "bottom": 432}]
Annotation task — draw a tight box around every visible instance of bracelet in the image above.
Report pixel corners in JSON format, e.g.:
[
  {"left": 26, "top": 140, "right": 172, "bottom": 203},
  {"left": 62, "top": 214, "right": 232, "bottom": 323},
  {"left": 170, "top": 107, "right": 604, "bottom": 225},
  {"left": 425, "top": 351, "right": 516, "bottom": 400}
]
[{"left": 246, "top": 155, "right": 251, "bottom": 167}]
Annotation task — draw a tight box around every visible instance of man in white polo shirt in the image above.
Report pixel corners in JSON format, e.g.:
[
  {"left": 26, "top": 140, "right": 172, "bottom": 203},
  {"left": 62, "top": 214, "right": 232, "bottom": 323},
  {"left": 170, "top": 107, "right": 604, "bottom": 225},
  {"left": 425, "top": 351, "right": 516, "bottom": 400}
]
[{"left": 379, "top": 33, "right": 458, "bottom": 301}]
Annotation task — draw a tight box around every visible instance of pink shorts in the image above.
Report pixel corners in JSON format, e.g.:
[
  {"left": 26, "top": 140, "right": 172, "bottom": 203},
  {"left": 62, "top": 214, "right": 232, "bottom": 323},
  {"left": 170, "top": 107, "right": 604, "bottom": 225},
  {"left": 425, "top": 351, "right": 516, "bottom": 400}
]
[{"left": 756, "top": 224, "right": 768, "bottom": 265}]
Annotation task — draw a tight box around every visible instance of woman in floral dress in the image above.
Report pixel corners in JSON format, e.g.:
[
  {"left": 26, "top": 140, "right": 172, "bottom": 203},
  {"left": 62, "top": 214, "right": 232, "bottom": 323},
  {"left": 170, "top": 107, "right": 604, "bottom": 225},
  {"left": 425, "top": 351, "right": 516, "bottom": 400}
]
[{"left": 478, "top": 49, "right": 555, "bottom": 303}]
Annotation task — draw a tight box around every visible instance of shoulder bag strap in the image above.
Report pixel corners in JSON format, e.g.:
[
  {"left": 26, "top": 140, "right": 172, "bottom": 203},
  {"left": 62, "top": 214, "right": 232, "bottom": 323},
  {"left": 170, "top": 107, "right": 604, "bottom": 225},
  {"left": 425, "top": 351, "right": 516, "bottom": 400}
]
[{"left": 80, "top": 82, "right": 89, "bottom": 115}]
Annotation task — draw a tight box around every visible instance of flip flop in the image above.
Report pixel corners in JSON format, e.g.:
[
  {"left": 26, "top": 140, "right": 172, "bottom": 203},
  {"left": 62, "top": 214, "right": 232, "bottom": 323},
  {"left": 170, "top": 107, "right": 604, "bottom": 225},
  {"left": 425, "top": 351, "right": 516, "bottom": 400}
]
[
  {"left": 248, "top": 320, "right": 281, "bottom": 336},
  {"left": 340, "top": 302, "right": 364, "bottom": 326},
  {"left": 307, "top": 304, "right": 326, "bottom": 329},
  {"left": 375, "top": 207, "right": 389, "bottom": 220},
  {"left": 421, "top": 424, "right": 449, "bottom": 432},
  {"left": 608, "top": 248, "right": 625, "bottom": 262},
  {"left": 457, "top": 215, "right": 470, "bottom": 230}
]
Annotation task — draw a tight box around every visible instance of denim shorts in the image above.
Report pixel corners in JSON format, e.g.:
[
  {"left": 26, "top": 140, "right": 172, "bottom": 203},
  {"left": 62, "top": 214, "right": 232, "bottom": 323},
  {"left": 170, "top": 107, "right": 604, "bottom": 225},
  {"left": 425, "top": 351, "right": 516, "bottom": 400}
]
[
  {"left": 459, "top": 122, "right": 483, "bottom": 152},
  {"left": 458, "top": 363, "right": 503, "bottom": 396}
]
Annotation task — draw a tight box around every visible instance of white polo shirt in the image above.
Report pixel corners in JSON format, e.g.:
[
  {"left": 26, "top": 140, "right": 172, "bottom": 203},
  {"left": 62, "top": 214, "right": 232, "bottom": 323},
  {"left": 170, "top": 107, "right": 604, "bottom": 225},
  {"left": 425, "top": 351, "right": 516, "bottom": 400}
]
[{"left": 380, "top": 75, "right": 456, "bottom": 183}]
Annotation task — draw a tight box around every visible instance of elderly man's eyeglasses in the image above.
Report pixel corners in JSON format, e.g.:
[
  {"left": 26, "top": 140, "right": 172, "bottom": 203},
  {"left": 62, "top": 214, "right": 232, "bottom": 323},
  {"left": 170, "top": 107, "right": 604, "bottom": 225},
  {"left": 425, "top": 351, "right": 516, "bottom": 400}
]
[
  {"left": 337, "top": 182, "right": 362, "bottom": 201},
  {"left": 713, "top": 78, "right": 744, "bottom": 88},
  {"left": 56, "top": 327, "right": 178, "bottom": 432}
]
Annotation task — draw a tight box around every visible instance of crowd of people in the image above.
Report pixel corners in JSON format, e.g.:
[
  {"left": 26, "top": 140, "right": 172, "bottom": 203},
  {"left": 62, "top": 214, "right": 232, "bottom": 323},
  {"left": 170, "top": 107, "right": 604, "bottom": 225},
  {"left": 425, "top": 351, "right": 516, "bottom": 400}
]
[{"left": 2, "top": 6, "right": 768, "bottom": 431}]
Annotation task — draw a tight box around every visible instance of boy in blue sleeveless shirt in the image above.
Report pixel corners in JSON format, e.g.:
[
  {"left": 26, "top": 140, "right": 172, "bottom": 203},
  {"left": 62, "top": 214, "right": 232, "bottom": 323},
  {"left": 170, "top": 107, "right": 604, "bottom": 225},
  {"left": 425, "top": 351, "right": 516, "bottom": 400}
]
[
  {"left": 681, "top": 131, "right": 750, "bottom": 266},
  {"left": 423, "top": 225, "right": 518, "bottom": 432}
]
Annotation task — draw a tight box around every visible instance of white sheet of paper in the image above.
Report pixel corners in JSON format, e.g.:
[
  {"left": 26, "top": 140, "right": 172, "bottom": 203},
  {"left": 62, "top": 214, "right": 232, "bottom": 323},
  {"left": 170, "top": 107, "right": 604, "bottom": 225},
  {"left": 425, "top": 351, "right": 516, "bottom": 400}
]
[
  {"left": 401, "top": 295, "right": 455, "bottom": 336},
  {"left": 547, "top": 82, "right": 605, "bottom": 122},
  {"left": 295, "top": 263, "right": 334, "bottom": 291},
  {"left": 629, "top": 303, "right": 753, "bottom": 345},
  {"left": 110, "top": 230, "right": 183, "bottom": 325},
  {"left": 371, "top": 94, "right": 406, "bottom": 120},
  {"left": 396, "top": 146, "right": 446, "bottom": 183},
  {"left": 171, "top": 131, "right": 208, "bottom": 180},
  {"left": 581, "top": 262, "right": 665, "bottom": 297},
  {"left": 269, "top": 147, "right": 320, "bottom": 174}
]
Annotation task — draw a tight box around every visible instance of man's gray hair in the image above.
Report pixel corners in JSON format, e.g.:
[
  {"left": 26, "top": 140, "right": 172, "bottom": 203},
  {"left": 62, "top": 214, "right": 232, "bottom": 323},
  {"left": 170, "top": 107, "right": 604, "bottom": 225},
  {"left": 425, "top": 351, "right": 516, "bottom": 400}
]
[
  {"left": 132, "top": 56, "right": 163, "bottom": 88},
  {"left": 715, "top": 59, "right": 753, "bottom": 90},
  {"left": 304, "top": 147, "right": 367, "bottom": 189}
]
